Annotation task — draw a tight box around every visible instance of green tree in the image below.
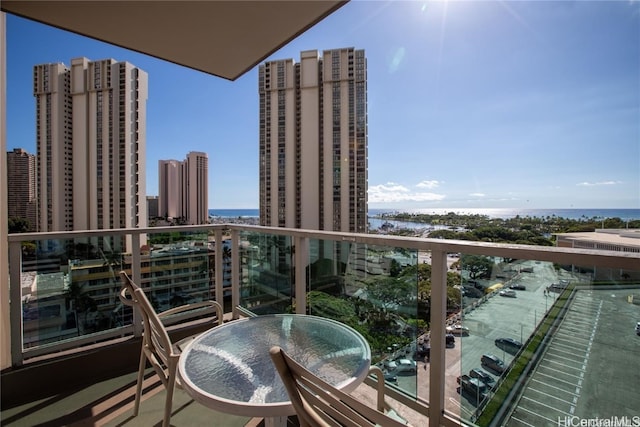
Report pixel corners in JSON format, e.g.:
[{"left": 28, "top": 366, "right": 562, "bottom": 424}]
[
  {"left": 21, "top": 241, "right": 37, "bottom": 258},
  {"left": 461, "top": 254, "right": 493, "bottom": 279},
  {"left": 365, "top": 276, "right": 415, "bottom": 313},
  {"left": 307, "top": 291, "right": 357, "bottom": 324},
  {"left": 400, "top": 262, "right": 431, "bottom": 282},
  {"left": 389, "top": 259, "right": 402, "bottom": 277},
  {"left": 65, "top": 281, "right": 98, "bottom": 333},
  {"left": 8, "top": 217, "right": 30, "bottom": 233}
]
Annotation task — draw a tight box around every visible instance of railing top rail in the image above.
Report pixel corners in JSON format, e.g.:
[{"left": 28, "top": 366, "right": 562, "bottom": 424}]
[{"left": 9, "top": 223, "right": 640, "bottom": 270}]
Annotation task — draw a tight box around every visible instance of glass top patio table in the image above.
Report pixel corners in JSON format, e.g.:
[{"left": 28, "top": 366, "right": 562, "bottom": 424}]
[{"left": 177, "top": 314, "right": 372, "bottom": 418}]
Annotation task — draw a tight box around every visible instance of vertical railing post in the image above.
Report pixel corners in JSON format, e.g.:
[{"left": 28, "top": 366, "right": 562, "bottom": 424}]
[
  {"left": 214, "top": 228, "right": 224, "bottom": 314},
  {"left": 429, "top": 249, "right": 448, "bottom": 426},
  {"left": 131, "top": 232, "right": 143, "bottom": 337},
  {"left": 231, "top": 229, "right": 240, "bottom": 320},
  {"left": 9, "top": 239, "right": 23, "bottom": 366},
  {"left": 294, "top": 236, "right": 308, "bottom": 314}
]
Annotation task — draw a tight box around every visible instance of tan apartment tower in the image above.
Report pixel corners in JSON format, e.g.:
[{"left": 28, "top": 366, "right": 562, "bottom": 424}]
[
  {"left": 158, "top": 151, "right": 208, "bottom": 225},
  {"left": 185, "top": 151, "right": 208, "bottom": 225},
  {"left": 158, "top": 159, "right": 183, "bottom": 219},
  {"left": 33, "top": 57, "right": 148, "bottom": 251},
  {"left": 6, "top": 148, "right": 37, "bottom": 231},
  {"left": 258, "top": 48, "right": 368, "bottom": 232}
]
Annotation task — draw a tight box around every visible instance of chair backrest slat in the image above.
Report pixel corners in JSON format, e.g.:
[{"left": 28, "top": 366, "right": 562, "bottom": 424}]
[
  {"left": 292, "top": 368, "right": 372, "bottom": 426},
  {"left": 270, "top": 346, "right": 409, "bottom": 427},
  {"left": 134, "top": 287, "right": 177, "bottom": 366}
]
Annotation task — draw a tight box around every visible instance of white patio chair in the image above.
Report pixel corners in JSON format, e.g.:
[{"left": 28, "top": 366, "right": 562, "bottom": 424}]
[{"left": 119, "top": 271, "right": 223, "bottom": 427}]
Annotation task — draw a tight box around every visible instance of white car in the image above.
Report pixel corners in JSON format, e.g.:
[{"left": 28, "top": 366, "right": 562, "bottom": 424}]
[
  {"left": 446, "top": 324, "right": 470, "bottom": 336},
  {"left": 389, "top": 358, "right": 417, "bottom": 374},
  {"left": 499, "top": 289, "right": 517, "bottom": 298}
]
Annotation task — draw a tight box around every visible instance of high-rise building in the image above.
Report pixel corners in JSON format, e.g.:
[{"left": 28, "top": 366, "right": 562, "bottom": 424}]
[
  {"left": 33, "top": 57, "right": 148, "bottom": 251},
  {"left": 158, "top": 159, "right": 183, "bottom": 219},
  {"left": 146, "top": 196, "right": 159, "bottom": 219},
  {"left": 158, "top": 151, "right": 208, "bottom": 225},
  {"left": 7, "top": 148, "right": 37, "bottom": 231},
  {"left": 258, "top": 47, "right": 368, "bottom": 233},
  {"left": 185, "top": 151, "right": 209, "bottom": 225}
]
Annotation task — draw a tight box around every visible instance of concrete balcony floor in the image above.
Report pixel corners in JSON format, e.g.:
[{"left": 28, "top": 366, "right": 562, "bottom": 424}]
[
  {"left": 1, "top": 365, "right": 260, "bottom": 427},
  {"left": 1, "top": 331, "right": 428, "bottom": 427},
  {"left": 1, "top": 367, "right": 427, "bottom": 427}
]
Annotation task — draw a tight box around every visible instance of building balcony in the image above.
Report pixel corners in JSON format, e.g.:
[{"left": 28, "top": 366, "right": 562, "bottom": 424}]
[{"left": 3, "top": 224, "right": 639, "bottom": 426}]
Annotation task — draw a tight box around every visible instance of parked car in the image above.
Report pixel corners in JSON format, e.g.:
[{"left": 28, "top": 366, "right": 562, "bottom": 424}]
[
  {"left": 549, "top": 281, "right": 568, "bottom": 293},
  {"left": 446, "top": 323, "right": 470, "bottom": 336},
  {"left": 469, "top": 368, "right": 496, "bottom": 389},
  {"left": 481, "top": 353, "right": 505, "bottom": 374},
  {"left": 446, "top": 334, "right": 456, "bottom": 348},
  {"left": 509, "top": 283, "right": 526, "bottom": 290},
  {"left": 457, "top": 375, "right": 489, "bottom": 403},
  {"left": 463, "top": 286, "right": 484, "bottom": 298},
  {"left": 499, "top": 289, "right": 517, "bottom": 298},
  {"left": 384, "top": 372, "right": 398, "bottom": 383},
  {"left": 495, "top": 337, "right": 523, "bottom": 354},
  {"left": 636, "top": 321, "right": 640, "bottom": 336},
  {"left": 416, "top": 344, "right": 430, "bottom": 360},
  {"left": 391, "top": 358, "right": 417, "bottom": 374}
]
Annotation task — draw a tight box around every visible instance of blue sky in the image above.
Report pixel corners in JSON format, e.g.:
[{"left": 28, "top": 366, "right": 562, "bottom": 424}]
[{"left": 6, "top": 1, "right": 640, "bottom": 210}]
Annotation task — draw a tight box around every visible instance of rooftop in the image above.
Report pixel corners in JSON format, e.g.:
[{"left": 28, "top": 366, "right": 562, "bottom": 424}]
[{"left": 556, "top": 229, "right": 640, "bottom": 247}]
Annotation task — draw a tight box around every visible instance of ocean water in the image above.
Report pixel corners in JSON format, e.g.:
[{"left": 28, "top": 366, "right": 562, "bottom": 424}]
[
  {"left": 209, "top": 209, "right": 259, "bottom": 218},
  {"left": 210, "top": 208, "right": 640, "bottom": 221}
]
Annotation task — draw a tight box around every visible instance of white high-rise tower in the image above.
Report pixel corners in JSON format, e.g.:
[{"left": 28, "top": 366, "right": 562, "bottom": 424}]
[
  {"left": 159, "top": 151, "right": 208, "bottom": 225},
  {"left": 33, "top": 57, "right": 148, "bottom": 251},
  {"left": 258, "top": 47, "right": 368, "bottom": 233}
]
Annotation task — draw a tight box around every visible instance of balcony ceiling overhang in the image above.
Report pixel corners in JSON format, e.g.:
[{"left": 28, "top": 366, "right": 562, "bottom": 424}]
[{"left": 1, "top": 0, "right": 347, "bottom": 81}]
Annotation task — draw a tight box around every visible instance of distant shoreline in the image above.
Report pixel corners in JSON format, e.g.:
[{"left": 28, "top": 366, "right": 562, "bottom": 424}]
[{"left": 210, "top": 208, "right": 640, "bottom": 221}]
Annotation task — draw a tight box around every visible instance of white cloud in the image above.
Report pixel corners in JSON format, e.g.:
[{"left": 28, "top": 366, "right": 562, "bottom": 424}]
[
  {"left": 576, "top": 181, "right": 622, "bottom": 187},
  {"left": 369, "top": 182, "right": 445, "bottom": 203},
  {"left": 369, "top": 182, "right": 411, "bottom": 193},
  {"left": 469, "top": 193, "right": 485, "bottom": 198},
  {"left": 416, "top": 180, "right": 440, "bottom": 189}
]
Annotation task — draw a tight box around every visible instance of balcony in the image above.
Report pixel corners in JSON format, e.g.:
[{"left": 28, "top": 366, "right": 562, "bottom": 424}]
[{"left": 3, "top": 224, "right": 639, "bottom": 426}]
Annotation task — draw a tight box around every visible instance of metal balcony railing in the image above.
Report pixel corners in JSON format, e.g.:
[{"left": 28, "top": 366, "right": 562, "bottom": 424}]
[{"left": 7, "top": 224, "right": 640, "bottom": 427}]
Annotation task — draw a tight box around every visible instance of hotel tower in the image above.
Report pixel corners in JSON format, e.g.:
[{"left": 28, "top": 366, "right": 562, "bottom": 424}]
[
  {"left": 258, "top": 47, "right": 368, "bottom": 233},
  {"left": 6, "top": 148, "right": 37, "bottom": 231},
  {"left": 33, "top": 57, "right": 148, "bottom": 251},
  {"left": 158, "top": 151, "right": 209, "bottom": 225}
]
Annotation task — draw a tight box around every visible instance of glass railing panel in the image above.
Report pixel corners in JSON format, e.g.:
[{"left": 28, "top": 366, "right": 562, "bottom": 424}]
[
  {"left": 144, "top": 230, "right": 211, "bottom": 312},
  {"left": 238, "top": 230, "right": 293, "bottom": 314},
  {"left": 494, "top": 262, "right": 640, "bottom": 427},
  {"left": 20, "top": 236, "right": 126, "bottom": 349},
  {"left": 453, "top": 254, "right": 640, "bottom": 426},
  {"left": 306, "top": 238, "right": 422, "bottom": 396},
  {"left": 452, "top": 255, "right": 556, "bottom": 425}
]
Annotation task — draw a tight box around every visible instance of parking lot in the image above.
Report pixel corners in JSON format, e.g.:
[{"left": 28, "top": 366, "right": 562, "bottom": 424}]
[
  {"left": 505, "top": 289, "right": 640, "bottom": 426},
  {"left": 381, "top": 261, "right": 640, "bottom": 426},
  {"left": 454, "top": 262, "right": 562, "bottom": 416},
  {"left": 403, "top": 260, "right": 561, "bottom": 420}
]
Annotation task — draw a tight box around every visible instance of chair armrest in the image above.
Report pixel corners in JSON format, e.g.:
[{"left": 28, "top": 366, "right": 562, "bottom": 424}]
[
  {"left": 158, "top": 301, "right": 223, "bottom": 326},
  {"left": 368, "top": 365, "right": 386, "bottom": 412},
  {"left": 368, "top": 365, "right": 409, "bottom": 425},
  {"left": 119, "top": 286, "right": 136, "bottom": 307}
]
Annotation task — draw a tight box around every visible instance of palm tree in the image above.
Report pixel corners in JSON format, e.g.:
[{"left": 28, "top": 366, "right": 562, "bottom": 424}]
[{"left": 65, "top": 282, "right": 97, "bottom": 334}]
